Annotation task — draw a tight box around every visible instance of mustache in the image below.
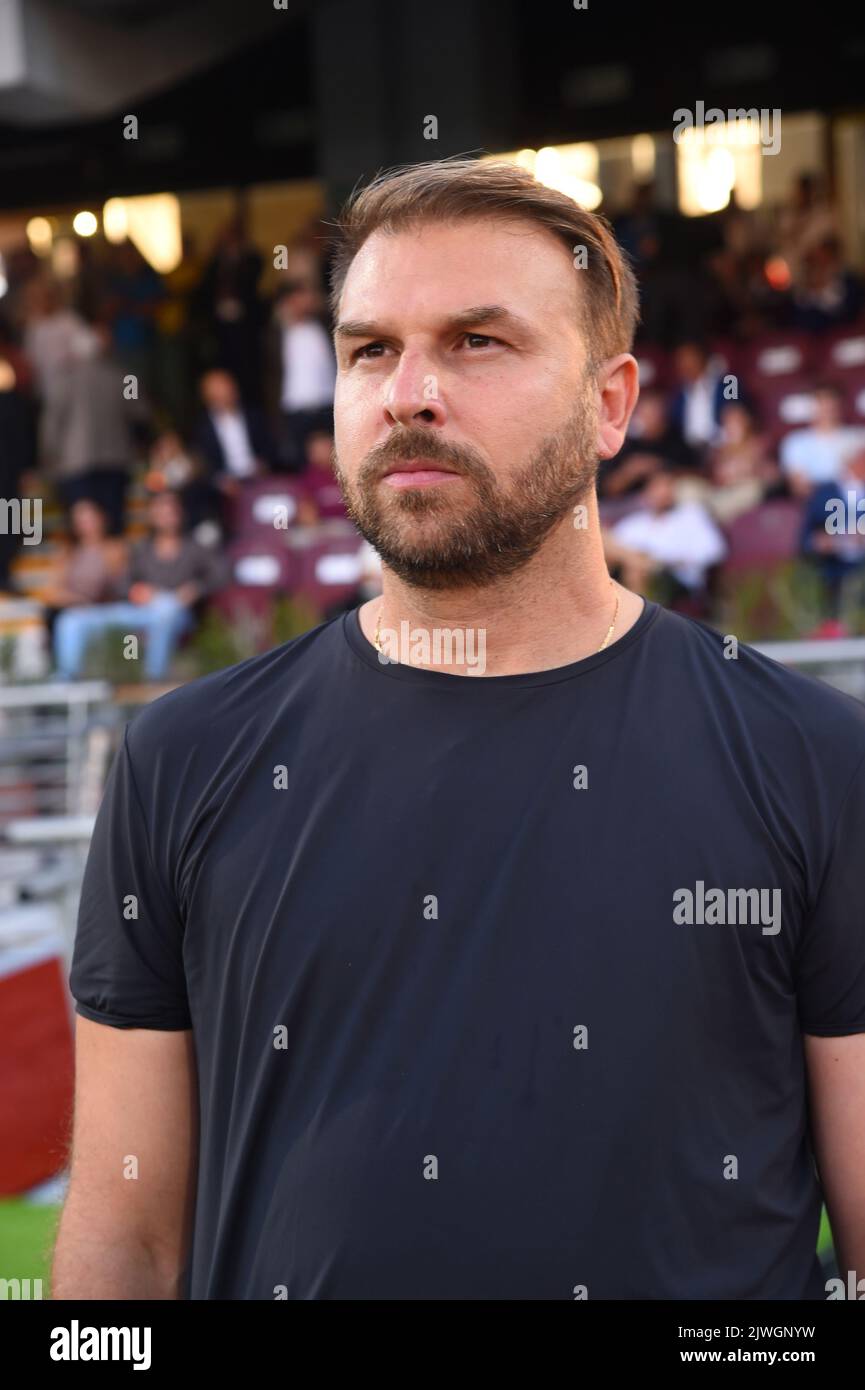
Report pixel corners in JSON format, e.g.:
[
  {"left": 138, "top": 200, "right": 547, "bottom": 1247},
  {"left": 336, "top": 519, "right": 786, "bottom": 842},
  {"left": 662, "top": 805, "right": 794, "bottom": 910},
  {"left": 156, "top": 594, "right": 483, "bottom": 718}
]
[{"left": 358, "top": 430, "right": 492, "bottom": 483}]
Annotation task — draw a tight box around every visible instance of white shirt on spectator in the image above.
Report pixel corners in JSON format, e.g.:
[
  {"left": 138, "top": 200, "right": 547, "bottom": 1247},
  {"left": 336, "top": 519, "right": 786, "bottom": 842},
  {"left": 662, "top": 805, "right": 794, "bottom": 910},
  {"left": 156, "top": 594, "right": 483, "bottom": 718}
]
[
  {"left": 682, "top": 374, "right": 720, "bottom": 447},
  {"left": 612, "top": 502, "right": 727, "bottom": 590},
  {"left": 780, "top": 427, "right": 865, "bottom": 486},
  {"left": 211, "top": 409, "right": 258, "bottom": 478},
  {"left": 281, "top": 321, "right": 335, "bottom": 411}
]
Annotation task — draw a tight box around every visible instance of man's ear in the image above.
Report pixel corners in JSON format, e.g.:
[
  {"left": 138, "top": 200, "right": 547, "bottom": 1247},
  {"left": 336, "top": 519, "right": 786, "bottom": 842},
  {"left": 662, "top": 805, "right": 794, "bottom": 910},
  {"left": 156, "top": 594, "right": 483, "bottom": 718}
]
[{"left": 596, "top": 354, "right": 640, "bottom": 460}]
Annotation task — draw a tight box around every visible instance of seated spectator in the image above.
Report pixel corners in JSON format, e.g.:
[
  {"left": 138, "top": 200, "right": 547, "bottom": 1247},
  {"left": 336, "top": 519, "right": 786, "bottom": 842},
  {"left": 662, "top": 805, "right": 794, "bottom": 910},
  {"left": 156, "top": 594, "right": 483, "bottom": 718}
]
[
  {"left": 53, "top": 490, "right": 228, "bottom": 682},
  {"left": 609, "top": 467, "right": 727, "bottom": 606},
  {"left": 779, "top": 382, "right": 865, "bottom": 499},
  {"left": 41, "top": 498, "right": 128, "bottom": 639},
  {"left": 300, "top": 429, "right": 348, "bottom": 521},
  {"left": 800, "top": 445, "right": 865, "bottom": 633},
  {"left": 668, "top": 341, "right": 731, "bottom": 455},
  {"left": 676, "top": 401, "right": 782, "bottom": 524},
  {"left": 599, "top": 388, "right": 698, "bottom": 496},
  {"left": 195, "top": 368, "right": 278, "bottom": 488},
  {"left": 148, "top": 429, "right": 224, "bottom": 543},
  {"left": 790, "top": 236, "right": 864, "bottom": 334}
]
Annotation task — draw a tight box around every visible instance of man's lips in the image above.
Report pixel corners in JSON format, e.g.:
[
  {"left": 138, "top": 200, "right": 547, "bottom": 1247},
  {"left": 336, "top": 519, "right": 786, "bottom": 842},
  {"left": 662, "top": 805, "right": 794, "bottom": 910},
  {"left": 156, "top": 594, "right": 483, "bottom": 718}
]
[{"left": 381, "top": 458, "right": 463, "bottom": 489}]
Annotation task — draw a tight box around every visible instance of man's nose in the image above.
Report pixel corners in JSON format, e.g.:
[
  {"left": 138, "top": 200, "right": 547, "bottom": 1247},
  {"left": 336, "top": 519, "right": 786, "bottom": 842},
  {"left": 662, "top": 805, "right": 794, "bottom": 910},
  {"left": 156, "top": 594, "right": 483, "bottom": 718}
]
[{"left": 384, "top": 355, "right": 447, "bottom": 430}]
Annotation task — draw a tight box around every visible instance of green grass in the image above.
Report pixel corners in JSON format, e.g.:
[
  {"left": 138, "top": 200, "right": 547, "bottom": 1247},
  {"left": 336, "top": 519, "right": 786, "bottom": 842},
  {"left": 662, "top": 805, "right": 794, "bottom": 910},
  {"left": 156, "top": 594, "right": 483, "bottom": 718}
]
[{"left": 0, "top": 1198, "right": 58, "bottom": 1298}]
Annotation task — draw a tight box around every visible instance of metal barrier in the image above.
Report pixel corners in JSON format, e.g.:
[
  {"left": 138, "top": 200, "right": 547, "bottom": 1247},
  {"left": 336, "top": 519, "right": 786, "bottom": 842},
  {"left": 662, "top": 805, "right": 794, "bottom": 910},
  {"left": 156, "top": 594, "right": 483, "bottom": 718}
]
[{"left": 751, "top": 637, "right": 865, "bottom": 701}]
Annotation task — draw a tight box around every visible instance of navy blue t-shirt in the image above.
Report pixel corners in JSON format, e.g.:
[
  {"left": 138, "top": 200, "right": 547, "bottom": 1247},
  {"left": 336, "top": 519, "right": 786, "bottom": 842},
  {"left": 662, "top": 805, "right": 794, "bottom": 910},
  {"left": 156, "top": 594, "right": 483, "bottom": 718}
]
[{"left": 69, "top": 599, "right": 865, "bottom": 1299}]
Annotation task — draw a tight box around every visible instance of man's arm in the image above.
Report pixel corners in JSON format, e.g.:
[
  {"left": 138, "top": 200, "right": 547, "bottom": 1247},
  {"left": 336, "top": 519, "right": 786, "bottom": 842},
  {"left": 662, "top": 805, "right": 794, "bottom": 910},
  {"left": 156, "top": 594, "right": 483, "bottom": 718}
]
[
  {"left": 52, "top": 1017, "right": 198, "bottom": 1300},
  {"left": 804, "top": 1031, "right": 865, "bottom": 1281}
]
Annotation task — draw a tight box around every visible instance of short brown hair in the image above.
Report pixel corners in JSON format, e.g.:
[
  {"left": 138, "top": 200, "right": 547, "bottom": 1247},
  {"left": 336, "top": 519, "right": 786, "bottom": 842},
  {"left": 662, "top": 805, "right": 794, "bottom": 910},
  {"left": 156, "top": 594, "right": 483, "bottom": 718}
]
[{"left": 328, "top": 157, "right": 640, "bottom": 367}]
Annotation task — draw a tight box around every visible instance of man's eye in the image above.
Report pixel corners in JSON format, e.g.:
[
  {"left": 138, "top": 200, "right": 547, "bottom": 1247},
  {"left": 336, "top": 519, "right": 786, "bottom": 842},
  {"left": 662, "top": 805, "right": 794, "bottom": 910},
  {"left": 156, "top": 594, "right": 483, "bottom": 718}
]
[
  {"left": 354, "top": 342, "right": 386, "bottom": 360},
  {"left": 462, "top": 333, "right": 499, "bottom": 349}
]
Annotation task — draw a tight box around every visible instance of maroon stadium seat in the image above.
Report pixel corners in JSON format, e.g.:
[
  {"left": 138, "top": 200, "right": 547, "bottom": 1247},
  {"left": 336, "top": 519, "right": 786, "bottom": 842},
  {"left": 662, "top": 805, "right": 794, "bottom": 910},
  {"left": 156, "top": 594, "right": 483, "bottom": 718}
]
[
  {"left": 225, "top": 477, "right": 309, "bottom": 539},
  {"left": 722, "top": 499, "right": 804, "bottom": 574},
  {"left": 296, "top": 536, "right": 366, "bottom": 611},
  {"left": 736, "top": 332, "right": 815, "bottom": 385},
  {"left": 748, "top": 374, "right": 817, "bottom": 451}
]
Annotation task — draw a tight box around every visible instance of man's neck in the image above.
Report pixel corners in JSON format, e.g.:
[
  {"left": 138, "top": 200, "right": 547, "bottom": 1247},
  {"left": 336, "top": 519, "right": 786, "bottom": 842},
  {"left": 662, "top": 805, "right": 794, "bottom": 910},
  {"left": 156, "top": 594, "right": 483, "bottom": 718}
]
[{"left": 356, "top": 512, "right": 646, "bottom": 677}]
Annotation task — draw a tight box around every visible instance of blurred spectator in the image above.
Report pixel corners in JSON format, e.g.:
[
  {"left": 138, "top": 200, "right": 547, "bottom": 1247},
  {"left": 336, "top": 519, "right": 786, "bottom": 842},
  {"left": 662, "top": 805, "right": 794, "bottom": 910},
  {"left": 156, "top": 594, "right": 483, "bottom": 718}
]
[
  {"left": 668, "top": 341, "right": 731, "bottom": 453},
  {"left": 609, "top": 467, "right": 727, "bottom": 603},
  {"left": 789, "top": 235, "right": 864, "bottom": 334},
  {"left": 779, "top": 383, "right": 865, "bottom": 499},
  {"left": 676, "top": 401, "right": 782, "bottom": 524},
  {"left": 191, "top": 369, "right": 279, "bottom": 539},
  {"left": 300, "top": 429, "right": 347, "bottom": 521},
  {"left": 0, "top": 326, "right": 36, "bottom": 590},
  {"left": 53, "top": 490, "right": 227, "bottom": 681},
  {"left": 21, "top": 278, "right": 89, "bottom": 404},
  {"left": 154, "top": 233, "right": 205, "bottom": 431},
  {"left": 102, "top": 241, "right": 164, "bottom": 396},
  {"left": 195, "top": 368, "right": 277, "bottom": 481},
  {"left": 39, "top": 321, "right": 151, "bottom": 534},
  {"left": 196, "top": 214, "right": 264, "bottom": 404},
  {"left": 145, "top": 430, "right": 223, "bottom": 543},
  {"left": 800, "top": 445, "right": 865, "bottom": 632},
  {"left": 43, "top": 497, "right": 128, "bottom": 651},
  {"left": 778, "top": 172, "right": 840, "bottom": 291},
  {"left": 268, "top": 281, "right": 335, "bottom": 472},
  {"left": 599, "top": 387, "right": 697, "bottom": 496}
]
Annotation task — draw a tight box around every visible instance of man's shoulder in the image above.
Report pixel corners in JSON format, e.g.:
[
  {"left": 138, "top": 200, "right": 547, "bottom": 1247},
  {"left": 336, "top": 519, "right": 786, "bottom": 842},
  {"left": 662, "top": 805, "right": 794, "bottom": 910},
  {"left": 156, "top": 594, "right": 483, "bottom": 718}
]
[
  {"left": 657, "top": 605, "right": 865, "bottom": 757},
  {"left": 123, "top": 615, "right": 344, "bottom": 762}
]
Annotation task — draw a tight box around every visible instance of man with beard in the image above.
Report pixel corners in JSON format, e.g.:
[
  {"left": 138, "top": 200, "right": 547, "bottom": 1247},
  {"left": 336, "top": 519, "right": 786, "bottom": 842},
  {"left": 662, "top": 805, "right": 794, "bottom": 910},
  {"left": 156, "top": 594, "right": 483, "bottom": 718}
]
[{"left": 58, "top": 159, "right": 865, "bottom": 1301}]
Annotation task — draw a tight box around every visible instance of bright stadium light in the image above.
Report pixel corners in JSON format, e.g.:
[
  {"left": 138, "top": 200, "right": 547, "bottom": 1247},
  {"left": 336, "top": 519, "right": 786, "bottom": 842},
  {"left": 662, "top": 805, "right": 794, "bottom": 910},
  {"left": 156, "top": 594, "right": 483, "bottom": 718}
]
[
  {"left": 72, "top": 210, "right": 98, "bottom": 237},
  {"left": 26, "top": 216, "right": 53, "bottom": 257},
  {"left": 101, "top": 193, "right": 182, "bottom": 272}
]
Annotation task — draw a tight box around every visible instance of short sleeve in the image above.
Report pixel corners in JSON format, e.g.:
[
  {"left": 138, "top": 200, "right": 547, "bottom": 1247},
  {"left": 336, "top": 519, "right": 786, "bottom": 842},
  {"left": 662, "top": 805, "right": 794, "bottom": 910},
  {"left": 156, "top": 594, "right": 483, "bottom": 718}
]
[
  {"left": 69, "top": 723, "right": 192, "bottom": 1030},
  {"left": 796, "top": 755, "right": 865, "bottom": 1036}
]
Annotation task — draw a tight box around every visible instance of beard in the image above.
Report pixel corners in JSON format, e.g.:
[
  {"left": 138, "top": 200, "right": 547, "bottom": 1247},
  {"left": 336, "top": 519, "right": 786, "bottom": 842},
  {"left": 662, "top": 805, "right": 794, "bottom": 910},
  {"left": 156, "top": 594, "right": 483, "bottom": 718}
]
[{"left": 333, "top": 389, "right": 600, "bottom": 591}]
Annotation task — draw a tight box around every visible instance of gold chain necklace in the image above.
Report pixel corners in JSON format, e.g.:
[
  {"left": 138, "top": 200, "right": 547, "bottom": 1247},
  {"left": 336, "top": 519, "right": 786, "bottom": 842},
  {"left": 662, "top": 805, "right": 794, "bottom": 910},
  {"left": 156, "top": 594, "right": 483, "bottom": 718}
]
[{"left": 372, "top": 583, "right": 620, "bottom": 657}]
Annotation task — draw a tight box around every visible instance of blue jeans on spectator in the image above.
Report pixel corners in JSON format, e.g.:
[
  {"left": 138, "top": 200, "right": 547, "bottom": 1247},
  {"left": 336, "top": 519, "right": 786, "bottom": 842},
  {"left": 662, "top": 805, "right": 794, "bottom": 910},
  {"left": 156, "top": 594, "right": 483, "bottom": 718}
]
[{"left": 53, "top": 592, "right": 194, "bottom": 680}]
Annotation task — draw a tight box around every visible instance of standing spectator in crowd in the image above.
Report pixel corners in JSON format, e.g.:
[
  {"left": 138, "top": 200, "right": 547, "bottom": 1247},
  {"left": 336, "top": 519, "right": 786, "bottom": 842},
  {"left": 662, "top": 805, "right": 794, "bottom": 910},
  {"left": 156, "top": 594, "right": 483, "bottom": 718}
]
[
  {"left": 599, "top": 387, "right": 697, "bottom": 496},
  {"left": 197, "top": 214, "right": 264, "bottom": 405},
  {"left": 154, "top": 233, "right": 204, "bottom": 432},
  {"left": 778, "top": 172, "right": 840, "bottom": 291},
  {"left": 0, "top": 322, "right": 36, "bottom": 591},
  {"left": 609, "top": 466, "right": 726, "bottom": 607},
  {"left": 790, "top": 236, "right": 865, "bottom": 334},
  {"left": 21, "top": 277, "right": 89, "bottom": 405},
  {"left": 39, "top": 322, "right": 150, "bottom": 534},
  {"left": 103, "top": 241, "right": 164, "bottom": 398},
  {"left": 800, "top": 444, "right": 865, "bottom": 634},
  {"left": 269, "top": 281, "right": 335, "bottom": 472},
  {"left": 667, "top": 341, "right": 731, "bottom": 455},
  {"left": 53, "top": 490, "right": 227, "bottom": 681},
  {"left": 43, "top": 498, "right": 128, "bottom": 646},
  {"left": 300, "top": 429, "right": 348, "bottom": 521},
  {"left": 676, "top": 401, "right": 782, "bottom": 524},
  {"left": 780, "top": 382, "right": 865, "bottom": 499}
]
